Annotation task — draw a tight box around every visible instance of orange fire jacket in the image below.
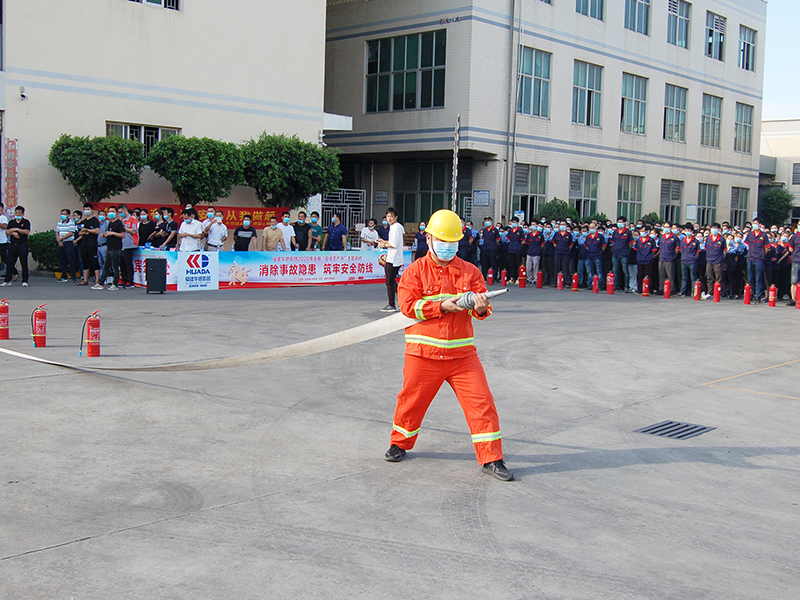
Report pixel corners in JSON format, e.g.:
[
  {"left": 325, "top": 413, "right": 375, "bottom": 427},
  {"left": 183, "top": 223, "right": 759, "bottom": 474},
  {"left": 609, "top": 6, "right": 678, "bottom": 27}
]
[{"left": 398, "top": 254, "right": 492, "bottom": 360}]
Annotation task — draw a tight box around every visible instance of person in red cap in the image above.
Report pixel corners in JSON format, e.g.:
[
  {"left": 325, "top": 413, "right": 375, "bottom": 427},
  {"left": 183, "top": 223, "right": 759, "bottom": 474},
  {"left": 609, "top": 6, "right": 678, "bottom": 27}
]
[{"left": 384, "top": 209, "right": 513, "bottom": 481}]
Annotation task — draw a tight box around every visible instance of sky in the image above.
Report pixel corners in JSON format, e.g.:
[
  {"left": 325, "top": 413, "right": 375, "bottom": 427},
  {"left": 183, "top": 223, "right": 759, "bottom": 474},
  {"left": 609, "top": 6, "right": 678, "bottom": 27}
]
[{"left": 762, "top": 0, "right": 799, "bottom": 120}]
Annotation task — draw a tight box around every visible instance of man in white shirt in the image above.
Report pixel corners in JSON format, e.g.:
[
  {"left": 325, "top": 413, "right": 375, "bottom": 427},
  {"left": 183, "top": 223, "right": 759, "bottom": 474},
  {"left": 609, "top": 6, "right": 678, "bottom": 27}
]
[
  {"left": 277, "top": 211, "right": 297, "bottom": 251},
  {"left": 360, "top": 218, "right": 379, "bottom": 251},
  {"left": 204, "top": 209, "right": 228, "bottom": 251},
  {"left": 376, "top": 207, "right": 406, "bottom": 312},
  {"left": 178, "top": 208, "right": 205, "bottom": 252}
]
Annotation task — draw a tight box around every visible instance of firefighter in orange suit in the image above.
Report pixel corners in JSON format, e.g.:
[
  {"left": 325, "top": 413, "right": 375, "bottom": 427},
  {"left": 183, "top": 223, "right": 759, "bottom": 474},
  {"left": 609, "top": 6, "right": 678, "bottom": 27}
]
[{"left": 384, "top": 209, "right": 514, "bottom": 481}]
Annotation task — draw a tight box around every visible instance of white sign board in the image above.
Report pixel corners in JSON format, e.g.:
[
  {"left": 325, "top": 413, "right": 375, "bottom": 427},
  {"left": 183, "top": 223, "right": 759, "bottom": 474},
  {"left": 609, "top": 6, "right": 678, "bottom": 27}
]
[
  {"left": 177, "top": 252, "right": 220, "bottom": 292},
  {"left": 514, "top": 210, "right": 526, "bottom": 223},
  {"left": 375, "top": 190, "right": 389, "bottom": 205},
  {"left": 473, "top": 190, "right": 491, "bottom": 206},
  {"left": 685, "top": 204, "right": 698, "bottom": 221}
]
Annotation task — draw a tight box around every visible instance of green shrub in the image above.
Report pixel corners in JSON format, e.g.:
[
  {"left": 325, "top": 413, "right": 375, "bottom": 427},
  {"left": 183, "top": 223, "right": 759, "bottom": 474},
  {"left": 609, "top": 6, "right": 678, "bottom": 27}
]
[
  {"left": 28, "top": 231, "right": 59, "bottom": 271},
  {"left": 641, "top": 212, "right": 661, "bottom": 224},
  {"left": 584, "top": 212, "right": 610, "bottom": 224}
]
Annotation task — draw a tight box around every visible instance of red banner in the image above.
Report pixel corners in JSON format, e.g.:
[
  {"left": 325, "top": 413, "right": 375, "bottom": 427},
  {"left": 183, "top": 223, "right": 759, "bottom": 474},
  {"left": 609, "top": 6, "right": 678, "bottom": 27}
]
[
  {"left": 4, "top": 139, "right": 19, "bottom": 208},
  {"left": 95, "top": 202, "right": 290, "bottom": 228}
]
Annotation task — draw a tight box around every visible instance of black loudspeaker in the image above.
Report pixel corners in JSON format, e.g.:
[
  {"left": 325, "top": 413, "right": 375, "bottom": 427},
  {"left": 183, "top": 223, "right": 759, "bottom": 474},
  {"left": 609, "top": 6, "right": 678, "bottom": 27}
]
[{"left": 146, "top": 258, "right": 167, "bottom": 294}]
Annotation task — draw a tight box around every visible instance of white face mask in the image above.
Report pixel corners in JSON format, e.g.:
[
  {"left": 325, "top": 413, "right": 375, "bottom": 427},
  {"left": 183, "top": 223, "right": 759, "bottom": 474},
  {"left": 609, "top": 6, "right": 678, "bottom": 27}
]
[{"left": 432, "top": 240, "right": 458, "bottom": 261}]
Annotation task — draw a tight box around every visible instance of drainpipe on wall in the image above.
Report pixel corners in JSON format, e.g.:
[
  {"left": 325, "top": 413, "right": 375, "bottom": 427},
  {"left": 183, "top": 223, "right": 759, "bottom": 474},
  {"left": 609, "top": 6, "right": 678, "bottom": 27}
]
[{"left": 503, "top": 0, "right": 518, "bottom": 223}]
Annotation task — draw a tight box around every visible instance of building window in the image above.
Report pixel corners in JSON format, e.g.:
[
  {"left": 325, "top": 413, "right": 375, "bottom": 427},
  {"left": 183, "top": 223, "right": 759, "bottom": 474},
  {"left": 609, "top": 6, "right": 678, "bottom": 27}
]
[
  {"left": 127, "top": 0, "right": 179, "bottom": 10},
  {"left": 625, "top": 0, "right": 650, "bottom": 35},
  {"left": 734, "top": 103, "right": 754, "bottom": 154},
  {"left": 569, "top": 169, "right": 599, "bottom": 218},
  {"left": 513, "top": 164, "right": 548, "bottom": 222},
  {"left": 663, "top": 84, "right": 687, "bottom": 142},
  {"left": 739, "top": 25, "right": 757, "bottom": 72},
  {"left": 576, "top": 0, "right": 603, "bottom": 21},
  {"left": 393, "top": 162, "right": 450, "bottom": 224},
  {"left": 705, "top": 12, "right": 725, "bottom": 61},
  {"left": 572, "top": 61, "right": 603, "bottom": 128},
  {"left": 107, "top": 122, "right": 178, "bottom": 156},
  {"left": 660, "top": 179, "right": 683, "bottom": 223},
  {"left": 620, "top": 73, "right": 647, "bottom": 135},
  {"left": 667, "top": 0, "right": 691, "bottom": 49},
  {"left": 697, "top": 184, "right": 718, "bottom": 225},
  {"left": 366, "top": 29, "right": 446, "bottom": 113},
  {"left": 793, "top": 164, "right": 800, "bottom": 185},
  {"left": 700, "top": 94, "right": 722, "bottom": 149},
  {"left": 730, "top": 187, "right": 749, "bottom": 228},
  {"left": 618, "top": 175, "right": 644, "bottom": 222},
  {"left": 517, "top": 47, "right": 551, "bottom": 118}
]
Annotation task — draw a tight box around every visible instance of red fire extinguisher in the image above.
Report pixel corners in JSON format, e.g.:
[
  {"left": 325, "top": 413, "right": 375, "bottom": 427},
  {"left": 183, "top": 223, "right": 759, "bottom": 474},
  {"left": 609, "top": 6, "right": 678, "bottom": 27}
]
[
  {"left": 518, "top": 265, "right": 526, "bottom": 288},
  {"left": 592, "top": 275, "right": 599, "bottom": 294},
  {"left": 664, "top": 279, "right": 672, "bottom": 299},
  {"left": 0, "top": 298, "right": 8, "bottom": 340},
  {"left": 606, "top": 272, "right": 615, "bottom": 295},
  {"left": 557, "top": 272, "right": 564, "bottom": 290},
  {"left": 744, "top": 283, "right": 752, "bottom": 305},
  {"left": 487, "top": 268, "right": 494, "bottom": 286},
  {"left": 572, "top": 273, "right": 579, "bottom": 291},
  {"left": 713, "top": 281, "right": 721, "bottom": 303},
  {"left": 80, "top": 311, "right": 101, "bottom": 357},
  {"left": 693, "top": 280, "right": 702, "bottom": 301},
  {"left": 31, "top": 304, "right": 47, "bottom": 348},
  {"left": 501, "top": 268, "right": 507, "bottom": 287},
  {"left": 642, "top": 276, "right": 650, "bottom": 297},
  {"left": 536, "top": 271, "right": 543, "bottom": 289},
  {"left": 768, "top": 284, "right": 777, "bottom": 307}
]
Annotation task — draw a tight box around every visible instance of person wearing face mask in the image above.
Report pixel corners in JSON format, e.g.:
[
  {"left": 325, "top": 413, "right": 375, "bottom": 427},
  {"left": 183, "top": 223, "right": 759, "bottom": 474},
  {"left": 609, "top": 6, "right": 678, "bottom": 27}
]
[
  {"left": 505, "top": 218, "right": 524, "bottom": 285},
  {"left": 277, "top": 211, "right": 297, "bottom": 251},
  {"left": 384, "top": 209, "right": 513, "bottom": 482},
  {"left": 360, "top": 218, "right": 379, "bottom": 251},
  {"left": 116, "top": 204, "right": 139, "bottom": 289},
  {"left": 323, "top": 212, "right": 348, "bottom": 252},
  {"left": 479, "top": 217, "right": 500, "bottom": 283},
  {"left": 679, "top": 225, "right": 701, "bottom": 297},
  {"left": 633, "top": 226, "right": 658, "bottom": 293},
  {"left": 466, "top": 220, "right": 480, "bottom": 266},
  {"left": 200, "top": 207, "right": 217, "bottom": 248},
  {"left": 414, "top": 222, "right": 429, "bottom": 260},
  {"left": 137, "top": 208, "right": 157, "bottom": 249},
  {"left": 656, "top": 221, "right": 679, "bottom": 296},
  {"left": 95, "top": 210, "right": 108, "bottom": 284},
  {"left": 233, "top": 214, "right": 257, "bottom": 251},
  {"left": 786, "top": 227, "right": 800, "bottom": 306},
  {"left": 158, "top": 208, "right": 179, "bottom": 251},
  {"left": 177, "top": 208, "right": 205, "bottom": 253},
  {"left": 376, "top": 207, "right": 406, "bottom": 311},
  {"left": 584, "top": 222, "right": 606, "bottom": 285},
  {"left": 95, "top": 206, "right": 125, "bottom": 290},
  {"left": 204, "top": 210, "right": 228, "bottom": 251},
  {"left": 261, "top": 216, "right": 286, "bottom": 251},
  {"left": 551, "top": 220, "right": 573, "bottom": 286},
  {"left": 309, "top": 211, "right": 323, "bottom": 250},
  {"left": 293, "top": 211, "right": 312, "bottom": 251},
  {"left": 775, "top": 231, "right": 791, "bottom": 301},
  {"left": 55, "top": 208, "right": 79, "bottom": 283},
  {"left": 540, "top": 223, "right": 556, "bottom": 285},
  {"left": 1, "top": 207, "right": 31, "bottom": 286},
  {"left": 524, "top": 221, "right": 544, "bottom": 285},
  {"left": 744, "top": 218, "right": 769, "bottom": 303},
  {"left": 377, "top": 217, "right": 390, "bottom": 242},
  {"left": 75, "top": 203, "right": 101, "bottom": 286},
  {"left": 457, "top": 218, "right": 473, "bottom": 261},
  {"left": 702, "top": 223, "right": 726, "bottom": 299},
  {"left": 609, "top": 218, "right": 634, "bottom": 292}
]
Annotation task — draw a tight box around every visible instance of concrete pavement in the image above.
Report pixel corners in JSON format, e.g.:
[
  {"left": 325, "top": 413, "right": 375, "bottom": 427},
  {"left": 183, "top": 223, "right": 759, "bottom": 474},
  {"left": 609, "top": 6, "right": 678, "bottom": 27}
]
[{"left": 1, "top": 277, "right": 798, "bottom": 599}]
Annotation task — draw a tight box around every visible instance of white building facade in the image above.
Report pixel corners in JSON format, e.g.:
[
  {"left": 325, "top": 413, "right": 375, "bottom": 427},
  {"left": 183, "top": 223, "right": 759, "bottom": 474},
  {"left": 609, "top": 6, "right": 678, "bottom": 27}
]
[
  {"left": 1, "top": 0, "right": 329, "bottom": 232},
  {"left": 325, "top": 0, "right": 766, "bottom": 228},
  {"left": 760, "top": 119, "right": 800, "bottom": 220}
]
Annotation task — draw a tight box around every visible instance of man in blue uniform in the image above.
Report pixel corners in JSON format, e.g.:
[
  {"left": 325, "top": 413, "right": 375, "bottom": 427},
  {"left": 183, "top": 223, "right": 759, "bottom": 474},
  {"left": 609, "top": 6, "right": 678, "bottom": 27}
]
[
  {"left": 479, "top": 216, "right": 500, "bottom": 282},
  {"left": 506, "top": 218, "right": 524, "bottom": 284},
  {"left": 657, "top": 221, "right": 680, "bottom": 295},
  {"left": 551, "top": 221, "right": 573, "bottom": 286},
  {"left": 610, "top": 217, "right": 634, "bottom": 292},
  {"left": 744, "top": 218, "right": 769, "bottom": 303}
]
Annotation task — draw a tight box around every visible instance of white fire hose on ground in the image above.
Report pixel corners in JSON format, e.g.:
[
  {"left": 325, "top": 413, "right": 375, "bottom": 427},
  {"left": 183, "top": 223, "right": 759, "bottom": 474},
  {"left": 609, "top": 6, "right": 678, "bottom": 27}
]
[{"left": 0, "top": 289, "right": 508, "bottom": 373}]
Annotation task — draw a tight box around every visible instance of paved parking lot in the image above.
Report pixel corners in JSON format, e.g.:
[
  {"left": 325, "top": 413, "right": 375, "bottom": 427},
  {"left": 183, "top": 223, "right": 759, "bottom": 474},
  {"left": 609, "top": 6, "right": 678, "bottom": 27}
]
[{"left": 1, "top": 277, "right": 798, "bottom": 599}]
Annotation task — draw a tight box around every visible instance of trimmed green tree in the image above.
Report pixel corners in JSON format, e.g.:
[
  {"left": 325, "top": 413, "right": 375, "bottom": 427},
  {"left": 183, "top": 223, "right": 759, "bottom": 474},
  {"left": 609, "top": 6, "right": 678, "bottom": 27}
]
[
  {"left": 48, "top": 134, "right": 145, "bottom": 203},
  {"left": 641, "top": 212, "right": 661, "bottom": 225},
  {"left": 585, "top": 212, "right": 610, "bottom": 224},
  {"left": 241, "top": 133, "right": 341, "bottom": 208},
  {"left": 535, "top": 198, "right": 580, "bottom": 223},
  {"left": 758, "top": 188, "right": 795, "bottom": 227},
  {"left": 147, "top": 136, "right": 243, "bottom": 206}
]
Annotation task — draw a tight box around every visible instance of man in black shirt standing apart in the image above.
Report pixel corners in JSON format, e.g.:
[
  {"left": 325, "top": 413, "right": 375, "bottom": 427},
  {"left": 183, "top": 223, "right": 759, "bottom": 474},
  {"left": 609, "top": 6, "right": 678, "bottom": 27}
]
[
  {"left": 2, "top": 206, "right": 31, "bottom": 287},
  {"left": 76, "top": 202, "right": 101, "bottom": 286},
  {"left": 293, "top": 211, "right": 312, "bottom": 251},
  {"left": 96, "top": 206, "right": 125, "bottom": 291},
  {"left": 233, "top": 215, "right": 257, "bottom": 251}
]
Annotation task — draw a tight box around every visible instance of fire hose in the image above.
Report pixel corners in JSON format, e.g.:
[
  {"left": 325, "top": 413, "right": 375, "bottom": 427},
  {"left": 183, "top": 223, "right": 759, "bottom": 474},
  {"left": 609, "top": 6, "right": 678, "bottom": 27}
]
[{"left": 0, "top": 289, "right": 508, "bottom": 373}]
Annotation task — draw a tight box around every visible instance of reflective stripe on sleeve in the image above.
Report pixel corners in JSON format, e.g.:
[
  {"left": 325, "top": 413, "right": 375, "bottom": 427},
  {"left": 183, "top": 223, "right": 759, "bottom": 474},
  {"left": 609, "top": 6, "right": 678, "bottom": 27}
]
[
  {"left": 393, "top": 423, "right": 420, "bottom": 438},
  {"left": 471, "top": 431, "right": 501, "bottom": 443},
  {"left": 414, "top": 300, "right": 427, "bottom": 321},
  {"left": 421, "top": 293, "right": 461, "bottom": 301},
  {"left": 404, "top": 334, "right": 474, "bottom": 349}
]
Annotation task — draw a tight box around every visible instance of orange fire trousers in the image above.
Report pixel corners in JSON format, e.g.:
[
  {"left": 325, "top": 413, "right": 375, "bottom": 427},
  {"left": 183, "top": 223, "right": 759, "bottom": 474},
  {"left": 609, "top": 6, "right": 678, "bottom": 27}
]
[{"left": 390, "top": 353, "right": 504, "bottom": 465}]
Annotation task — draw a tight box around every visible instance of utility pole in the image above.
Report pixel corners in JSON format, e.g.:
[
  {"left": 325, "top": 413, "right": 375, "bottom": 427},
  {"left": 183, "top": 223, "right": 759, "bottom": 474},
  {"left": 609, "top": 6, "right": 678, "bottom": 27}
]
[{"left": 451, "top": 114, "right": 460, "bottom": 212}]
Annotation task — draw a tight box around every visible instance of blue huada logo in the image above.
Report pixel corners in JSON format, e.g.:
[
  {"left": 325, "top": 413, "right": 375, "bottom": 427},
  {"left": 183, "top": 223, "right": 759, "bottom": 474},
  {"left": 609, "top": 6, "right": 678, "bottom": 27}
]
[{"left": 186, "top": 254, "right": 211, "bottom": 275}]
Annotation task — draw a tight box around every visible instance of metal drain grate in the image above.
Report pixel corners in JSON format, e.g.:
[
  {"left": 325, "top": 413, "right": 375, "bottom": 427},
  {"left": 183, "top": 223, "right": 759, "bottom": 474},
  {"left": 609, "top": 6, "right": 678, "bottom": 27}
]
[{"left": 636, "top": 420, "right": 716, "bottom": 440}]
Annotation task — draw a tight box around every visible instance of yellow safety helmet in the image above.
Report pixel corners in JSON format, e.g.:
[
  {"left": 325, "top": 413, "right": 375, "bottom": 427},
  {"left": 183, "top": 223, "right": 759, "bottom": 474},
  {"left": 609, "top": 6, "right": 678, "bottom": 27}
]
[{"left": 426, "top": 209, "right": 463, "bottom": 242}]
